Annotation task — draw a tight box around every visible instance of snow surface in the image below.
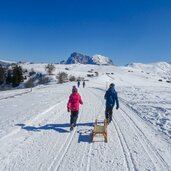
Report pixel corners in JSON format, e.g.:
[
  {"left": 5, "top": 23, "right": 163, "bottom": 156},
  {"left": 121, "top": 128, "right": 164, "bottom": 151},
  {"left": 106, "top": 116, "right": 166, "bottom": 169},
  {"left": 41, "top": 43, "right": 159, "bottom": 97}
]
[{"left": 0, "top": 62, "right": 171, "bottom": 171}]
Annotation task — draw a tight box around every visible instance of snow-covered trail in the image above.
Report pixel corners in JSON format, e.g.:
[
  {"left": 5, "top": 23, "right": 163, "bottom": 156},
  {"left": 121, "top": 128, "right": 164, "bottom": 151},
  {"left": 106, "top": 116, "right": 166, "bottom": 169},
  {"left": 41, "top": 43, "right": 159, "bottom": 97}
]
[{"left": 0, "top": 82, "right": 171, "bottom": 171}]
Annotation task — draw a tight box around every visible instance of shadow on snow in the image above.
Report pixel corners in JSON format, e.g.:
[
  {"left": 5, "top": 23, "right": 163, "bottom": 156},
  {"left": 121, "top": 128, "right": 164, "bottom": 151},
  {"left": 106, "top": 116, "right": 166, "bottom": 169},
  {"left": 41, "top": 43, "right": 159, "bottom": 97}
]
[{"left": 16, "top": 122, "right": 94, "bottom": 143}]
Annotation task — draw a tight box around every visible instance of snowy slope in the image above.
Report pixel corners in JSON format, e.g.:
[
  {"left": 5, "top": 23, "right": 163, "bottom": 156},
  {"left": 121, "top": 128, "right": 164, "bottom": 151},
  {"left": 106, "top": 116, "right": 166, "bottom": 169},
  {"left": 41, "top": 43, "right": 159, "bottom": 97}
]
[
  {"left": 0, "top": 62, "right": 171, "bottom": 170},
  {"left": 127, "top": 62, "right": 171, "bottom": 78}
]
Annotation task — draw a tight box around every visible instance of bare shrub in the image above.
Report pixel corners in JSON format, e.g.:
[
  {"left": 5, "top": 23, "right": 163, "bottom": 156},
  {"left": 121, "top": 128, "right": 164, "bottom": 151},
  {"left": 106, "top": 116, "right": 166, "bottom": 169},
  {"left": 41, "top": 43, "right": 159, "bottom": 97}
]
[
  {"left": 69, "top": 75, "right": 76, "bottom": 82},
  {"left": 56, "top": 72, "right": 68, "bottom": 84},
  {"left": 45, "top": 64, "right": 56, "bottom": 75},
  {"left": 39, "top": 76, "right": 50, "bottom": 84},
  {"left": 95, "top": 71, "right": 99, "bottom": 76}
]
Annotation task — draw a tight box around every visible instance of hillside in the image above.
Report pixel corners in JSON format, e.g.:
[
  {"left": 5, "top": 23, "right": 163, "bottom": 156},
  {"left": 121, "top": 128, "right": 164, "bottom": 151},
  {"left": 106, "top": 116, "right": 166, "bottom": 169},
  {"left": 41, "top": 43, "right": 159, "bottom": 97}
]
[{"left": 0, "top": 61, "right": 171, "bottom": 170}]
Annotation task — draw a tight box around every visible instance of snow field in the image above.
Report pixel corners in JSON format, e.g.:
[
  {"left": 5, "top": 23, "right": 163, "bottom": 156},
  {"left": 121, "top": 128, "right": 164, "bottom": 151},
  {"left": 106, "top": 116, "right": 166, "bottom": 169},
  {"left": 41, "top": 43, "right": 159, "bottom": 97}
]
[{"left": 0, "top": 63, "right": 171, "bottom": 171}]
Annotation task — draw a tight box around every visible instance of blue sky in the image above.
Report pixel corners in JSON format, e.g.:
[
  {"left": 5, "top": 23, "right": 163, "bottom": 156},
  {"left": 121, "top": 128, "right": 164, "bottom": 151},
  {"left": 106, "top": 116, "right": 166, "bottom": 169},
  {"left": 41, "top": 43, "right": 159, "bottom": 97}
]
[{"left": 0, "top": 0, "right": 171, "bottom": 65}]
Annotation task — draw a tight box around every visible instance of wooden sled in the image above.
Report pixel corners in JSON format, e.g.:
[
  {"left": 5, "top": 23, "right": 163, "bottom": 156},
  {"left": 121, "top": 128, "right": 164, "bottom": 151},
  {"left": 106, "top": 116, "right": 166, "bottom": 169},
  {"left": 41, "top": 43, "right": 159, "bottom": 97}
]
[{"left": 92, "top": 119, "right": 108, "bottom": 142}]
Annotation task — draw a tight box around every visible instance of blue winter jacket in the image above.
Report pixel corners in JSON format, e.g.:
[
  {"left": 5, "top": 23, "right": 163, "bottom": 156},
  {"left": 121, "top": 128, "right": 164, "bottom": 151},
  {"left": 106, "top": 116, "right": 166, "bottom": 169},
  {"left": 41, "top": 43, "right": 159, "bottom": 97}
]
[{"left": 104, "top": 87, "right": 119, "bottom": 108}]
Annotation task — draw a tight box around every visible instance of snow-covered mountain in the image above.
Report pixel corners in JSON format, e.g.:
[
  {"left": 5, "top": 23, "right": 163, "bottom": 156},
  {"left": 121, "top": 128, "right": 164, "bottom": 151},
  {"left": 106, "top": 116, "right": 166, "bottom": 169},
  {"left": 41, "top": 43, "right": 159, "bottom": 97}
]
[
  {"left": 65, "top": 52, "right": 113, "bottom": 65},
  {"left": 92, "top": 54, "right": 113, "bottom": 65},
  {"left": 126, "top": 62, "right": 171, "bottom": 78},
  {"left": 126, "top": 61, "right": 171, "bottom": 70},
  {"left": 66, "top": 52, "right": 94, "bottom": 64}
]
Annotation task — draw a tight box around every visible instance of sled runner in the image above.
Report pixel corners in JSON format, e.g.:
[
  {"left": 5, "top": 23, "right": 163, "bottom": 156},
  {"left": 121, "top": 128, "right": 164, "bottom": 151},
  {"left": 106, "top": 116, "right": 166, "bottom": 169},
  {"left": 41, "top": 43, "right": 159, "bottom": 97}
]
[{"left": 92, "top": 119, "right": 108, "bottom": 142}]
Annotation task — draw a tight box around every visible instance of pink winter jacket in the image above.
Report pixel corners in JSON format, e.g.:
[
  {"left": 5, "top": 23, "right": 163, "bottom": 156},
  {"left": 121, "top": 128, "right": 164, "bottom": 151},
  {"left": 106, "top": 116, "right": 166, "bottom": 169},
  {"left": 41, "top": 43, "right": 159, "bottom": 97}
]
[{"left": 67, "top": 92, "right": 83, "bottom": 111}]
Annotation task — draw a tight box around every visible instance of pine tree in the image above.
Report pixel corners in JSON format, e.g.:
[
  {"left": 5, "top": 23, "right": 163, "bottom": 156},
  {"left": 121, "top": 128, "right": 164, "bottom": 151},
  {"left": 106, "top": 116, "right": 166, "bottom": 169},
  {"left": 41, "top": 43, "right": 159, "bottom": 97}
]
[
  {"left": 12, "top": 65, "right": 24, "bottom": 87},
  {"left": 6, "top": 69, "right": 12, "bottom": 84},
  {"left": 0, "top": 64, "right": 6, "bottom": 85}
]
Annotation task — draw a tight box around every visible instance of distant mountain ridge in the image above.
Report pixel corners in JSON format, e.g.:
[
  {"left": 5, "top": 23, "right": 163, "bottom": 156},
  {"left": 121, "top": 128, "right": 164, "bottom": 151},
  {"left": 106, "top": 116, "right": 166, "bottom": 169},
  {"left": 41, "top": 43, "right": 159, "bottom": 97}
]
[
  {"left": 0, "top": 60, "right": 16, "bottom": 67},
  {"left": 66, "top": 52, "right": 94, "bottom": 64},
  {"left": 65, "top": 52, "right": 113, "bottom": 65},
  {"left": 126, "top": 62, "right": 171, "bottom": 77}
]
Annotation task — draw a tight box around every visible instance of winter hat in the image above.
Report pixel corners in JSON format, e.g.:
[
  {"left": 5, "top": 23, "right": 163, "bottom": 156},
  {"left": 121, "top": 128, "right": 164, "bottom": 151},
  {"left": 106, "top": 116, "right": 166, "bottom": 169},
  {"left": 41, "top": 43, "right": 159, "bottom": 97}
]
[
  {"left": 109, "top": 83, "right": 115, "bottom": 88},
  {"left": 72, "top": 86, "right": 78, "bottom": 93}
]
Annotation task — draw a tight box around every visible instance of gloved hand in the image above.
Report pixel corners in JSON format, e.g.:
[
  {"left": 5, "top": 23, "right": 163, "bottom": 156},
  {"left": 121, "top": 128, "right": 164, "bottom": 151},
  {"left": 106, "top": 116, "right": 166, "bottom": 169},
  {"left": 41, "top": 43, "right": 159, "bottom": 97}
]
[
  {"left": 116, "top": 106, "right": 119, "bottom": 110},
  {"left": 67, "top": 107, "right": 70, "bottom": 112}
]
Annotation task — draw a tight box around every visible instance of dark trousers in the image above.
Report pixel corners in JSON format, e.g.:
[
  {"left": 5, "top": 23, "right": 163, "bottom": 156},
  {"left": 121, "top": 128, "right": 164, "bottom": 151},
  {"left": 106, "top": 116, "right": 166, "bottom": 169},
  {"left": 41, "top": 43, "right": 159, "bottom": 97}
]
[
  {"left": 105, "top": 106, "right": 113, "bottom": 122},
  {"left": 70, "top": 111, "right": 79, "bottom": 126}
]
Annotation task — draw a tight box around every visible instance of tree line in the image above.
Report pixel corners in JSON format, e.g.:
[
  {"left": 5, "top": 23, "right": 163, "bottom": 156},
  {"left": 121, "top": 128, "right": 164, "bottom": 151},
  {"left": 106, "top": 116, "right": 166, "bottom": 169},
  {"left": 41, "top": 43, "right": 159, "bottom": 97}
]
[
  {"left": 0, "top": 63, "right": 96, "bottom": 89},
  {"left": 0, "top": 63, "right": 75, "bottom": 88}
]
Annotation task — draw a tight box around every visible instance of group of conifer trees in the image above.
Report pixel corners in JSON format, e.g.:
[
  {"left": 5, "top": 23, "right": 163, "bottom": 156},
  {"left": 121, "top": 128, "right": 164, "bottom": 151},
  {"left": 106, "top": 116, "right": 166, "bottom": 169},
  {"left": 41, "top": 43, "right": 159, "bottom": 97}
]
[{"left": 0, "top": 64, "right": 24, "bottom": 87}]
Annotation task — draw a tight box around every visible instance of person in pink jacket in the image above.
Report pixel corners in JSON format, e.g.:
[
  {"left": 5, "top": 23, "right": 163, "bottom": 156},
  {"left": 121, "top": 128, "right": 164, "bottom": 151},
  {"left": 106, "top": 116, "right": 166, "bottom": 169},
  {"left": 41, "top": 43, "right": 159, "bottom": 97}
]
[{"left": 67, "top": 86, "right": 83, "bottom": 131}]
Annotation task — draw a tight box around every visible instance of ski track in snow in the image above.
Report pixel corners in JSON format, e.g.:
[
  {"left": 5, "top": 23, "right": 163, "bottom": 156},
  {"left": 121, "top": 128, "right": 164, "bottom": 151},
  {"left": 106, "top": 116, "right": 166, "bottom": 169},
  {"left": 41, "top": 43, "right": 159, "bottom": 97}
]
[
  {"left": 114, "top": 110, "right": 158, "bottom": 170},
  {"left": 111, "top": 118, "right": 135, "bottom": 171},
  {"left": 0, "top": 89, "right": 32, "bottom": 101},
  {"left": 48, "top": 106, "right": 85, "bottom": 171},
  {"left": 119, "top": 100, "right": 170, "bottom": 170},
  {"left": 48, "top": 124, "right": 77, "bottom": 171}
]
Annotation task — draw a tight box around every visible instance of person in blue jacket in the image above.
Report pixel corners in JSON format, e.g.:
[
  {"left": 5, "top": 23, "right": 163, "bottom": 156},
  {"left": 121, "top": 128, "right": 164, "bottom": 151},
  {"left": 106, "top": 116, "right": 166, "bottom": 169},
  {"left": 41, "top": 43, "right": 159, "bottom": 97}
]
[
  {"left": 77, "top": 80, "right": 80, "bottom": 88},
  {"left": 104, "top": 83, "right": 119, "bottom": 123}
]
